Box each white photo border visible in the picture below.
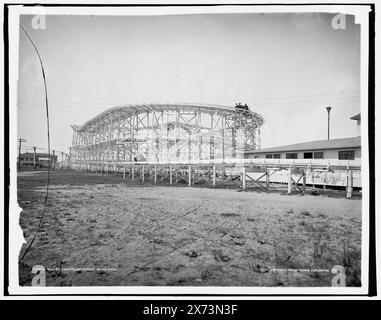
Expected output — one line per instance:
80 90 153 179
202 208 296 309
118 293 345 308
5 3 374 297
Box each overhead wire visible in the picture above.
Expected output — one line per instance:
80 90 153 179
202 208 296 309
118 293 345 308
17 93 360 110
18 24 51 263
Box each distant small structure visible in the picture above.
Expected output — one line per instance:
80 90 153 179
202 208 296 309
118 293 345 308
18 152 57 170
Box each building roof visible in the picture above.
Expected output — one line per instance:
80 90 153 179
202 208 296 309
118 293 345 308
350 113 361 120
246 137 361 154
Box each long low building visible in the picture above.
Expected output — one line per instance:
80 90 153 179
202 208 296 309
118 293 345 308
243 112 362 188
245 136 361 161
243 136 361 188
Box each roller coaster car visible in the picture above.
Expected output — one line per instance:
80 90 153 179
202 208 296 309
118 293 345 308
235 103 249 110
235 103 251 117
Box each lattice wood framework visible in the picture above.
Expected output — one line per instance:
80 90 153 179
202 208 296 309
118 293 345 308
71 104 264 166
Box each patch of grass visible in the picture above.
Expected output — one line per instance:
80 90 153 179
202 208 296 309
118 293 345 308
184 249 201 258
220 212 240 217
313 240 328 266
212 249 231 262
247 256 270 273
337 241 362 287
201 269 212 280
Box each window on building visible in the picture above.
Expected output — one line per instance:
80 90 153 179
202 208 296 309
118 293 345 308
313 152 324 159
265 154 272 159
338 150 355 160
303 152 313 159
273 153 281 159
286 153 298 159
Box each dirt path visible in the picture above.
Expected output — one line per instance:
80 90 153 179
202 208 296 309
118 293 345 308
17 171 362 287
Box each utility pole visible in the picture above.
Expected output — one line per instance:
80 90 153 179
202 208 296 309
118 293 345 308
18 138 27 170
326 107 332 140
66 153 69 170
33 146 36 171
60 151 64 170
69 147 73 169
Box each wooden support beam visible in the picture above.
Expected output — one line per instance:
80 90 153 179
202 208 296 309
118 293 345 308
265 167 269 190
245 174 267 190
142 165 145 182
242 166 246 189
123 165 126 179
160 170 170 182
291 175 304 192
346 170 353 198
131 165 135 181
175 170 188 184
287 167 292 194
212 165 216 187
154 165 157 183
323 173 327 189
188 165 192 186
303 170 306 193
245 171 267 189
170 165 173 184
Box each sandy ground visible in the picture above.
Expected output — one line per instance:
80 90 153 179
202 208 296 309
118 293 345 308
17 170 362 287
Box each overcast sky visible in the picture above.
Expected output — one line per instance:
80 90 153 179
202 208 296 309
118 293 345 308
17 12 361 154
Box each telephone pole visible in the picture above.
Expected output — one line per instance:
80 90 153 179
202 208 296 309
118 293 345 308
52 150 55 169
33 146 37 171
18 138 27 170
69 147 72 169
326 107 332 140
60 151 63 170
